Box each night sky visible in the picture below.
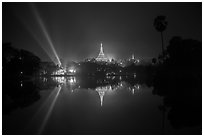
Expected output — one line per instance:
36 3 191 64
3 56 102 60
3 2 201 64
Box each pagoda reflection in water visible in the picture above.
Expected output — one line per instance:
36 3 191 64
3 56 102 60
45 76 141 106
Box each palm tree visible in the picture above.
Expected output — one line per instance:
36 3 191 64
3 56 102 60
154 16 168 55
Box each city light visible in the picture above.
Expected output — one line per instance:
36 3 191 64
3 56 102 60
53 77 66 84
128 84 140 95
134 73 136 78
69 77 76 84
135 84 140 90
54 69 66 75
69 68 76 73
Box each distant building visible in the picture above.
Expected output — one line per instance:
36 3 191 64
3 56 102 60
96 43 108 62
129 53 140 64
132 54 135 60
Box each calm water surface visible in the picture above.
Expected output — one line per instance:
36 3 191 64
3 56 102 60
3 76 201 135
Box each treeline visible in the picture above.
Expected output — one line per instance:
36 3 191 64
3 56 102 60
2 42 157 82
3 43 41 79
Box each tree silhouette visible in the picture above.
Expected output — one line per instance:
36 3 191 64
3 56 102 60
154 15 168 55
153 37 202 132
152 58 157 64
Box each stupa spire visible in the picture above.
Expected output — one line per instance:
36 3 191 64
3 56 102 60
96 42 107 62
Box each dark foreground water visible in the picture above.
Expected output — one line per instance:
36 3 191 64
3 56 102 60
3 76 201 135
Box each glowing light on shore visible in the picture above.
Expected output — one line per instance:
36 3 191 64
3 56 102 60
54 68 66 75
69 68 76 73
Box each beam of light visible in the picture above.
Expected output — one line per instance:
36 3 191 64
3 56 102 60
25 86 59 131
30 4 61 66
37 85 62 134
19 20 56 64
13 4 59 65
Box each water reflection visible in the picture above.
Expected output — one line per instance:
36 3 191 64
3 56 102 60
52 76 76 85
128 84 140 94
3 79 41 115
45 76 142 107
3 75 201 135
3 76 142 114
38 85 62 134
96 88 105 106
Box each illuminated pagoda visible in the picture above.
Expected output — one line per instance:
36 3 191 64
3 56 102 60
96 43 108 62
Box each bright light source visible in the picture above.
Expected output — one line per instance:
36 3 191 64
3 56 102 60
69 68 76 73
68 77 76 85
54 77 66 84
70 79 74 83
54 68 66 75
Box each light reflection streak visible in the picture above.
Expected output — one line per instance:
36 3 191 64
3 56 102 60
38 85 61 134
52 76 66 84
25 85 61 133
68 77 76 85
52 76 76 86
128 84 140 95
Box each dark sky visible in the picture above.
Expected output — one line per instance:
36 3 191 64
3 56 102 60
3 2 202 64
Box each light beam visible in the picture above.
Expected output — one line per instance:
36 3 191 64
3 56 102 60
13 7 57 64
38 85 62 134
30 4 61 66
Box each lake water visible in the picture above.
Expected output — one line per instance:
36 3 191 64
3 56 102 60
3 76 201 135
